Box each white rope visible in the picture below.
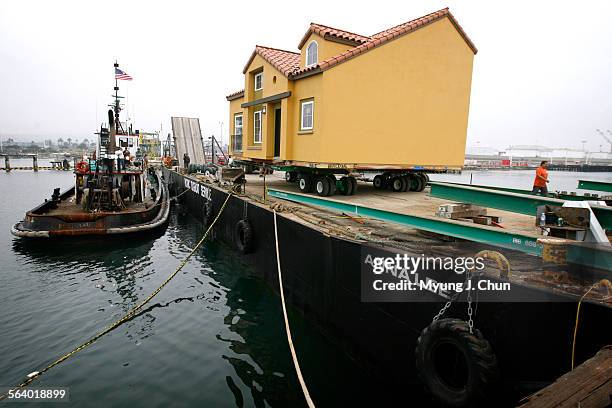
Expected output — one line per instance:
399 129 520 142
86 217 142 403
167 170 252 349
273 211 316 408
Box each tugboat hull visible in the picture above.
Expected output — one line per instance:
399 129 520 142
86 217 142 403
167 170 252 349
11 171 170 238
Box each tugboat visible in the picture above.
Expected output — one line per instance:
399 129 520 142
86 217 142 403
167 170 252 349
11 62 170 238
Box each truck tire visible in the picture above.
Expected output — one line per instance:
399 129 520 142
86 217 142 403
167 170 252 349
415 318 498 407
373 175 385 189
348 176 357 195
285 171 297 182
315 177 331 196
235 219 254 254
326 174 337 195
400 175 409 192
391 177 403 192
298 173 313 193
339 176 352 196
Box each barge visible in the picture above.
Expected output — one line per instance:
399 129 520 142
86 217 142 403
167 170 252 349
165 167 611 406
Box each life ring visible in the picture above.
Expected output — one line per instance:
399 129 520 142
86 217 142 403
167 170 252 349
75 161 89 174
415 318 498 407
235 219 254 254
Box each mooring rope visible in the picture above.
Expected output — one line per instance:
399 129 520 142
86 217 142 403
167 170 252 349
0 192 233 401
273 211 316 408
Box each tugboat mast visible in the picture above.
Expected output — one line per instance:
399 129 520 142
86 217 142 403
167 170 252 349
113 61 123 135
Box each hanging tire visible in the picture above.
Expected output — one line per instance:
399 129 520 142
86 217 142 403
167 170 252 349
339 176 353 196
391 177 403 192
373 175 385 189
298 173 313 193
315 177 331 196
326 174 337 195
415 318 498 407
235 219 254 254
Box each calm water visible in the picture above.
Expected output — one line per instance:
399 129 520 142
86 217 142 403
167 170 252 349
0 170 399 408
0 168 609 407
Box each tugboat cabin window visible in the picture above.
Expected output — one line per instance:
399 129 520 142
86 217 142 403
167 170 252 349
300 100 314 130
254 72 263 91
306 41 318 67
254 110 262 143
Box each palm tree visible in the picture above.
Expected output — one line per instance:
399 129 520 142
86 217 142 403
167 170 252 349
67 138 72 147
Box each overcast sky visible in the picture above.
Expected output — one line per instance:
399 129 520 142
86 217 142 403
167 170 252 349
1 0 611 152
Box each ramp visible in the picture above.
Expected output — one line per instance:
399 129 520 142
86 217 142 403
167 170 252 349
171 117 206 167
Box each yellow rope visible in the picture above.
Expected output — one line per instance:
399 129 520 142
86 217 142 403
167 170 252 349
0 192 233 401
571 279 609 370
273 211 316 408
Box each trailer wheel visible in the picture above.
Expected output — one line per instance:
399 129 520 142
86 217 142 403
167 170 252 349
235 219 254 254
298 173 313 193
348 176 357 195
285 171 297 182
315 177 331 196
422 173 430 184
416 318 498 407
326 174 337 195
400 176 409 192
373 175 385 189
415 176 425 192
339 176 352 196
391 177 403 192
416 174 427 192
408 174 419 191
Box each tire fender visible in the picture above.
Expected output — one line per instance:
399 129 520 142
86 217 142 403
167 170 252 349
415 318 498 407
235 219 254 254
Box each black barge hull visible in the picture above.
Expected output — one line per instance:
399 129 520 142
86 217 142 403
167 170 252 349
165 169 611 402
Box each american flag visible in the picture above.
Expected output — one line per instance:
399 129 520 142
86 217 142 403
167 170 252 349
115 68 133 81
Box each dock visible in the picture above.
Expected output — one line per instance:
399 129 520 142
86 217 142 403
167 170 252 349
518 346 612 408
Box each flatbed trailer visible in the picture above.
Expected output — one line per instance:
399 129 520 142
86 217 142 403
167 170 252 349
233 157 457 197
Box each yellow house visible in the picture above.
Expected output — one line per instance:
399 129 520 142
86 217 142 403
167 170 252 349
227 7 477 194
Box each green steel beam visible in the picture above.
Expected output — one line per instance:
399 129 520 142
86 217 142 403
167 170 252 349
267 188 543 256
578 179 612 193
429 182 612 230
441 182 596 201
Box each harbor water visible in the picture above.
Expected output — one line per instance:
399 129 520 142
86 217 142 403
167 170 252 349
0 167 610 407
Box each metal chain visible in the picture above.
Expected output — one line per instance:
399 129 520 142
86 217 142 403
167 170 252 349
466 267 474 334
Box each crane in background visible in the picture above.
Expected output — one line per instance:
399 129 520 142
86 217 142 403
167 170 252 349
595 129 612 153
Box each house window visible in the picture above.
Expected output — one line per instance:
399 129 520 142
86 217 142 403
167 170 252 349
254 110 262 143
300 100 314 130
233 114 243 151
306 41 318 67
254 72 263 91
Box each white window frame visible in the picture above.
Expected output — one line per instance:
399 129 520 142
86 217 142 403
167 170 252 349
300 100 314 131
234 114 243 136
253 110 262 143
254 72 263 91
306 41 318 67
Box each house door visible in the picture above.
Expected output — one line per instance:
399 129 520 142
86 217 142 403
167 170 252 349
274 108 281 157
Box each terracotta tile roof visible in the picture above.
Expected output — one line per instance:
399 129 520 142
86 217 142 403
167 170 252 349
293 8 477 77
226 89 244 101
242 45 301 77
297 23 371 49
237 8 476 83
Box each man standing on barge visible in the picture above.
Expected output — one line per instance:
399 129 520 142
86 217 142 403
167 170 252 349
532 160 549 195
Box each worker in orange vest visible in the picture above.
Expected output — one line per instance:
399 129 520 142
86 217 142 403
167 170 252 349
531 160 549 195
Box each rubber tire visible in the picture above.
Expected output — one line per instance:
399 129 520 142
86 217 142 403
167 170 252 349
203 200 213 226
416 176 425 192
415 318 498 407
315 177 331 197
285 171 297 182
298 173 313 193
391 177 403 192
235 219 254 254
400 176 409 192
408 174 419 191
340 176 353 196
417 174 427 192
373 175 385 189
348 176 357 195
326 174 337 195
